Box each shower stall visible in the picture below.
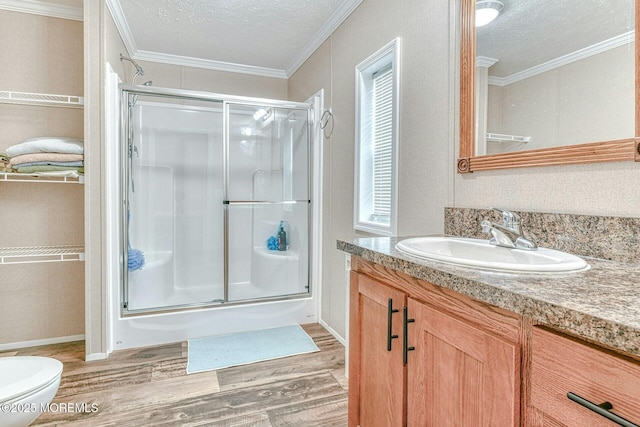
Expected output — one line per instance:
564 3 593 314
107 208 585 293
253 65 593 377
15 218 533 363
108 83 321 350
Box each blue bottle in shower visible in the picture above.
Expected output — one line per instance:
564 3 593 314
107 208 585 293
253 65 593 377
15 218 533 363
277 221 287 251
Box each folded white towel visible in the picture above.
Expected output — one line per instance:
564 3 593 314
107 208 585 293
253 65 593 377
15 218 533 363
10 152 84 166
6 137 84 157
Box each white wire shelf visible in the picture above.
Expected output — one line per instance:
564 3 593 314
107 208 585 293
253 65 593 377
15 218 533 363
0 90 84 108
0 173 84 184
486 133 531 143
0 245 85 265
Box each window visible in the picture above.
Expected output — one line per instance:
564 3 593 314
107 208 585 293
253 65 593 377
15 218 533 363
354 38 400 235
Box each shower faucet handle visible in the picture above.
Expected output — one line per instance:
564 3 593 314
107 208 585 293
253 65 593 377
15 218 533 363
128 144 139 158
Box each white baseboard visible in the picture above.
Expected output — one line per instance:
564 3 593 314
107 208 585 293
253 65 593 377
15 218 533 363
0 334 85 352
320 318 349 379
85 352 109 362
319 319 346 347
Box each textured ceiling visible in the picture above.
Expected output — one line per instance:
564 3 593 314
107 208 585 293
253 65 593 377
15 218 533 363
117 0 348 75
16 0 633 80
477 0 635 77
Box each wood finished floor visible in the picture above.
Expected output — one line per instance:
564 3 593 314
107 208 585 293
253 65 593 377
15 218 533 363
1 324 348 426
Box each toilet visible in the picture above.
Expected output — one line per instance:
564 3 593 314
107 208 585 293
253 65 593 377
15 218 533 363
0 357 63 427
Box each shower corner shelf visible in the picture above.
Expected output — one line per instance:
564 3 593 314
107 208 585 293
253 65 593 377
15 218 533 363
486 133 531 143
0 245 85 265
0 172 84 184
0 90 84 108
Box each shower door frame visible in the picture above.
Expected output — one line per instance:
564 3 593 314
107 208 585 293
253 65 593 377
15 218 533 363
119 84 314 316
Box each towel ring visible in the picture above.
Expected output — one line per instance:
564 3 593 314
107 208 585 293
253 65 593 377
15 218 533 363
320 109 334 139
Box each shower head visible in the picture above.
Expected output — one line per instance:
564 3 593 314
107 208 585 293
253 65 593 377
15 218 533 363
120 54 145 84
254 108 275 129
253 108 273 122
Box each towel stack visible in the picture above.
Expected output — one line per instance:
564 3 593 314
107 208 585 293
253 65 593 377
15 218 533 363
5 137 84 177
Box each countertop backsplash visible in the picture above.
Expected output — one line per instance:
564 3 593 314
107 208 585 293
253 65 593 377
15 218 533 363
445 207 640 264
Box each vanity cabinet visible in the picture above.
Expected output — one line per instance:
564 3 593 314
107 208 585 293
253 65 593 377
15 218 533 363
349 273 406 427
349 257 521 426
529 327 640 427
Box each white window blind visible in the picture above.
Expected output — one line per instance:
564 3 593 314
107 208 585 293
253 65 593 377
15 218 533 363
371 66 393 223
354 38 400 236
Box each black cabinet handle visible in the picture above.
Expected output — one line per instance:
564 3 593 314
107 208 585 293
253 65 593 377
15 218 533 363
568 392 639 427
387 298 399 351
403 307 415 365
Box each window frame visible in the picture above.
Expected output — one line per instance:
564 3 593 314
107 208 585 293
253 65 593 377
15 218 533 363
353 38 401 236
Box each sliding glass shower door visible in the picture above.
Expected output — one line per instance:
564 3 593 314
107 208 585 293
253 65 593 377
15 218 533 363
122 88 312 314
226 103 310 302
124 94 225 311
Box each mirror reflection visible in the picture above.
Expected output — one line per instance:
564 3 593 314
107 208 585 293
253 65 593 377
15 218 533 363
475 0 635 156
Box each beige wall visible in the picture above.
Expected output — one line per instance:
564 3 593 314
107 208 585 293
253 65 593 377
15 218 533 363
83 0 107 358
0 10 84 346
288 0 453 339
453 161 640 217
105 8 128 79
117 60 288 99
486 44 635 154
0 10 84 146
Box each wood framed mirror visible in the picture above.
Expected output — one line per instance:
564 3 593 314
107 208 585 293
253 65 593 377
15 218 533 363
458 0 640 173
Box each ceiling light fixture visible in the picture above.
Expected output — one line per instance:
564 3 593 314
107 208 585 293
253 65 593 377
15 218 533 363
475 0 504 27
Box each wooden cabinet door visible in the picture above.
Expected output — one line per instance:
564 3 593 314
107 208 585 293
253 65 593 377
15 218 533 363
349 272 407 427
529 327 640 427
406 298 520 427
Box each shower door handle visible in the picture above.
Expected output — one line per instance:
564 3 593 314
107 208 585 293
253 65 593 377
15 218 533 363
225 200 309 205
126 100 139 193
128 143 139 193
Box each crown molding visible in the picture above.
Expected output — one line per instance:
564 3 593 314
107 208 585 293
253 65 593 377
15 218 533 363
106 0 361 79
286 0 363 77
489 31 635 87
133 50 289 79
0 0 82 21
107 0 294 78
105 0 137 55
476 56 498 68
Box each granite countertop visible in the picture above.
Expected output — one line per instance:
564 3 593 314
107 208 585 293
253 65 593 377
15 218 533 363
338 236 640 358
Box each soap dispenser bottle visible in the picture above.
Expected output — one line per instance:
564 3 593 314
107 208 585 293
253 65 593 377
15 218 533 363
277 221 287 251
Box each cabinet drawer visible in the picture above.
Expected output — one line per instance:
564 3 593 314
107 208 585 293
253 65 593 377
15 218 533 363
530 327 640 427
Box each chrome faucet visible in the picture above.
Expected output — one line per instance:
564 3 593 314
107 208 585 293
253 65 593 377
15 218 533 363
480 208 538 251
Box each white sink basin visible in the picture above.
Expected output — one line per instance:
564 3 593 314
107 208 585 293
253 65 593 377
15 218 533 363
395 236 589 273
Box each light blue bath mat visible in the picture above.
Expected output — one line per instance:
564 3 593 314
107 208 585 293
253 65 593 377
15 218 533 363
186 324 319 374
